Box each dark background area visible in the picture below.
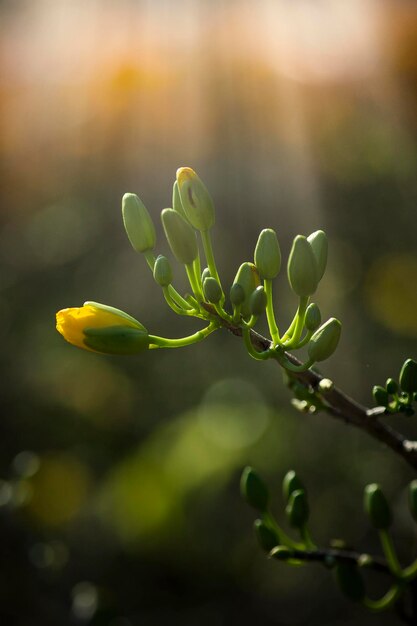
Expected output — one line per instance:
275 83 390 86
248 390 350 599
2 1 417 624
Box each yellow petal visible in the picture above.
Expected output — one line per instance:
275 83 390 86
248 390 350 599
56 304 140 351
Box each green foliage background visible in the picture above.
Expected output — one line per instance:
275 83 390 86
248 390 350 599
1 1 417 624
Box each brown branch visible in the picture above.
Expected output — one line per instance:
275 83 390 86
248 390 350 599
223 322 417 472
270 545 390 575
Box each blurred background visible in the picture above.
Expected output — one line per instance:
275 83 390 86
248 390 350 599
2 0 417 624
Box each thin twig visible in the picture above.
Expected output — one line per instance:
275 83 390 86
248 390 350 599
270 546 390 575
221 320 417 472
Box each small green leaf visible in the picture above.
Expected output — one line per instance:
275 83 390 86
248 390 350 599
254 519 279 552
240 466 269 512
364 483 392 530
286 489 309 528
400 359 417 393
372 385 389 407
282 470 304 503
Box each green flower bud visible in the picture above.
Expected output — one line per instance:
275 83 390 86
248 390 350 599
172 180 186 218
304 303 321 331
83 326 150 355
307 318 341 363
400 359 417 393
287 235 318 297
122 193 156 253
409 480 417 523
229 283 245 307
282 470 304 503
233 262 261 319
153 255 173 287
307 230 328 281
254 228 281 279
250 286 267 316
240 466 269 511
253 519 279 552
364 483 392 529
203 277 222 304
372 385 389 407
285 489 309 528
201 267 211 282
386 378 398 395
270 546 292 561
335 564 365 602
161 208 198 265
176 167 215 231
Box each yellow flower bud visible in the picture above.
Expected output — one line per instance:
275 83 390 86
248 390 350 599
56 303 149 355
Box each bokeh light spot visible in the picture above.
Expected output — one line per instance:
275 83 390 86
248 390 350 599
27 453 90 527
72 581 98 621
198 378 270 450
13 450 40 478
365 253 417 336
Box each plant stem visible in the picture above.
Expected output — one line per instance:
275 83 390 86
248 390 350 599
284 296 308 348
364 584 403 611
379 530 403 577
201 230 223 297
402 559 417 583
267 546 390 575
149 322 218 348
162 288 195 316
264 279 280 345
242 328 270 360
263 511 302 550
185 264 203 302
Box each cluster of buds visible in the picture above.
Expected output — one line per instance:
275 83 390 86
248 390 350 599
56 167 341 372
240 467 312 558
241 467 417 612
373 358 417 415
